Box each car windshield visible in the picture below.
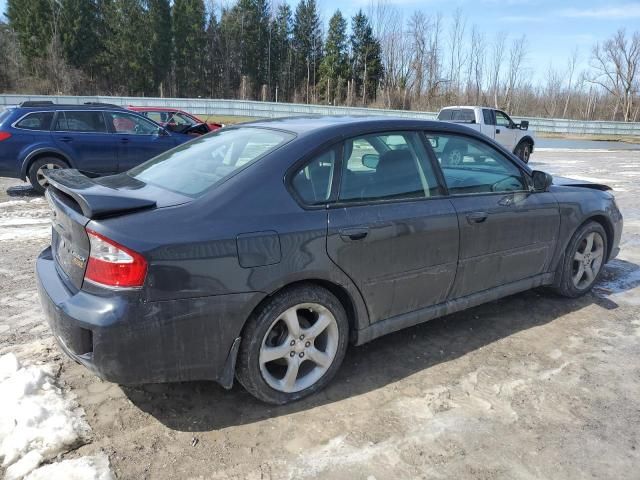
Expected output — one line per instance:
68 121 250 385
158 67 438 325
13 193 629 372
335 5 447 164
128 127 294 197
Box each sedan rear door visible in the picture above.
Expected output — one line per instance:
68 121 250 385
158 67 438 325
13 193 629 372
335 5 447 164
425 131 560 299
326 131 459 323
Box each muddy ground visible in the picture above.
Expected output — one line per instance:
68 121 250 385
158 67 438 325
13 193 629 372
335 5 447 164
1 148 639 479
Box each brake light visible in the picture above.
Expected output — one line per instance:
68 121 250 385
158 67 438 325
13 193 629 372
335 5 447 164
84 229 147 288
0 132 11 142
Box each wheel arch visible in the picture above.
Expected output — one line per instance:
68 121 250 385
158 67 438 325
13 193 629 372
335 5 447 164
20 148 73 180
584 214 615 262
514 135 535 153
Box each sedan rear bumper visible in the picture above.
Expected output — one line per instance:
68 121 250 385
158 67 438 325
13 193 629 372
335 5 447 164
36 246 262 386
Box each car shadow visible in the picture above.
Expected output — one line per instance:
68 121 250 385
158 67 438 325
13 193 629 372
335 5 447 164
6 184 40 197
122 261 637 432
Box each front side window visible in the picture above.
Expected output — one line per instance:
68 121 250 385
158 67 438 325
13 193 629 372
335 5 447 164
106 111 160 135
495 111 513 128
291 149 336 205
16 112 54 131
129 127 293 197
143 111 167 123
339 131 441 203
171 112 197 126
426 133 526 194
55 111 108 132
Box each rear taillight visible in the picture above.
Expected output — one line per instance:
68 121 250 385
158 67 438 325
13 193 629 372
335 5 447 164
0 132 11 142
84 229 147 288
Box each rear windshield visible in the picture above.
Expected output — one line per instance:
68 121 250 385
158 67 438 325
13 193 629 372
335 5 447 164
128 127 294 197
437 109 475 123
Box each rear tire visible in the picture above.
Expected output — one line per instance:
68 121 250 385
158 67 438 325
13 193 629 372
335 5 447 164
28 157 69 194
515 141 532 163
553 221 607 298
236 284 349 405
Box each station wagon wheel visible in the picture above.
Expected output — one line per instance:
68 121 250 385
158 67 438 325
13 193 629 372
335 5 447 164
236 284 349 404
28 157 69 194
572 232 605 289
554 221 608 298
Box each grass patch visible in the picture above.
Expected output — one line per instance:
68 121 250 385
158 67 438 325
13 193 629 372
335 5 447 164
203 114 262 125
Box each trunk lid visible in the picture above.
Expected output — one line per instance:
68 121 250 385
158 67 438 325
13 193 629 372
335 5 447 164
45 169 190 290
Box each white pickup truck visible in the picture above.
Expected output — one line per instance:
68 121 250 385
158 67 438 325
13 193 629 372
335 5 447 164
437 106 535 163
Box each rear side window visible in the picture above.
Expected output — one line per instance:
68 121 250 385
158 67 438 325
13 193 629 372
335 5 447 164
105 111 159 135
339 131 441 202
291 149 336 205
129 127 293 197
15 112 55 131
55 111 107 132
482 109 495 125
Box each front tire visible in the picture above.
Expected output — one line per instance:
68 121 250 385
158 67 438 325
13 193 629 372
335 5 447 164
236 284 349 404
515 142 532 163
28 157 69 194
553 221 607 298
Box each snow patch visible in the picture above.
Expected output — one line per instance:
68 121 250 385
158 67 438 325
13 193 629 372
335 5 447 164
0 353 91 479
24 454 114 480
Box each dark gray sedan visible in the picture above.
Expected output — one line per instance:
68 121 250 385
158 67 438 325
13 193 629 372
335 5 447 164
36 117 623 404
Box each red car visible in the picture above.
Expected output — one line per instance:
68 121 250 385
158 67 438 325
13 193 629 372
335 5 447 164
128 106 222 135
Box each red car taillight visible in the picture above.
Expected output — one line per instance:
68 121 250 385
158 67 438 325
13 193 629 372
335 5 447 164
0 132 11 142
84 229 147 288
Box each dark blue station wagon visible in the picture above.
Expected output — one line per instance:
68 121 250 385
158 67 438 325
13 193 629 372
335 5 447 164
0 102 193 192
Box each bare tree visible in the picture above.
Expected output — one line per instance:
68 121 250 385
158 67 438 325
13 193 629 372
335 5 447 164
447 8 466 99
503 35 527 112
489 31 507 108
562 48 579 118
466 25 485 104
589 29 640 122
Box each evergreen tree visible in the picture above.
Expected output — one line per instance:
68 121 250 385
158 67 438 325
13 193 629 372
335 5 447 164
293 0 323 103
350 10 383 105
319 10 348 104
101 0 153 94
271 3 292 101
6 0 54 70
173 0 206 97
204 11 222 97
147 0 172 96
59 0 100 71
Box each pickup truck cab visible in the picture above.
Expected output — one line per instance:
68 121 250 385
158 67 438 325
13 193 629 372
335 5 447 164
437 106 535 163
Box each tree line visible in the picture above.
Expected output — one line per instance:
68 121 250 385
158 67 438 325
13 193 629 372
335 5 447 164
0 0 638 122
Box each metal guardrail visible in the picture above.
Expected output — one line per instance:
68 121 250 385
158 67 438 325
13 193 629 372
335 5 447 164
1 94 639 137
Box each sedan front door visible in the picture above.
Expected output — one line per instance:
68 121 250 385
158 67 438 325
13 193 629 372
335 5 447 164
326 131 460 323
426 132 560 299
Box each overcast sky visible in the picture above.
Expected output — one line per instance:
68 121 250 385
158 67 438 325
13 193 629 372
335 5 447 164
1 0 639 83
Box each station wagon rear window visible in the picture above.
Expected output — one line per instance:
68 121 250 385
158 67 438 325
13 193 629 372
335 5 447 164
129 127 293 197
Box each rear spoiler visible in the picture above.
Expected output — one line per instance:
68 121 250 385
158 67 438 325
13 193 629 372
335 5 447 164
46 169 156 219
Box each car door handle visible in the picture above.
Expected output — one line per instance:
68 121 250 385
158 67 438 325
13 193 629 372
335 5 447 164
59 136 73 142
120 137 130 143
339 227 369 241
466 212 489 224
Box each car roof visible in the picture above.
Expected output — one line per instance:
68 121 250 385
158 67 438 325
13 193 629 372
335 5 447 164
241 115 474 138
14 102 125 111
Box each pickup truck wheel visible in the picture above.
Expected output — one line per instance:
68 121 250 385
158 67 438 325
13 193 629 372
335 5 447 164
443 148 464 166
28 157 69 194
515 142 532 163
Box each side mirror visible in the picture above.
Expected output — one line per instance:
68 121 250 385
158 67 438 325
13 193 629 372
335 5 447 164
428 137 439 149
520 120 529 130
362 153 379 169
156 127 168 136
532 170 553 192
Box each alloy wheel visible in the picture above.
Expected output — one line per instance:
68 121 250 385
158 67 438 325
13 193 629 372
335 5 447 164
572 231 605 289
259 303 339 393
36 163 63 188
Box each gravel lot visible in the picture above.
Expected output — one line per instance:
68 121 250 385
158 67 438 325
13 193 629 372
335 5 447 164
1 147 639 479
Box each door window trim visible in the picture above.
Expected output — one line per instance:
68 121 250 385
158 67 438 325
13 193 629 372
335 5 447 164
423 130 532 198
